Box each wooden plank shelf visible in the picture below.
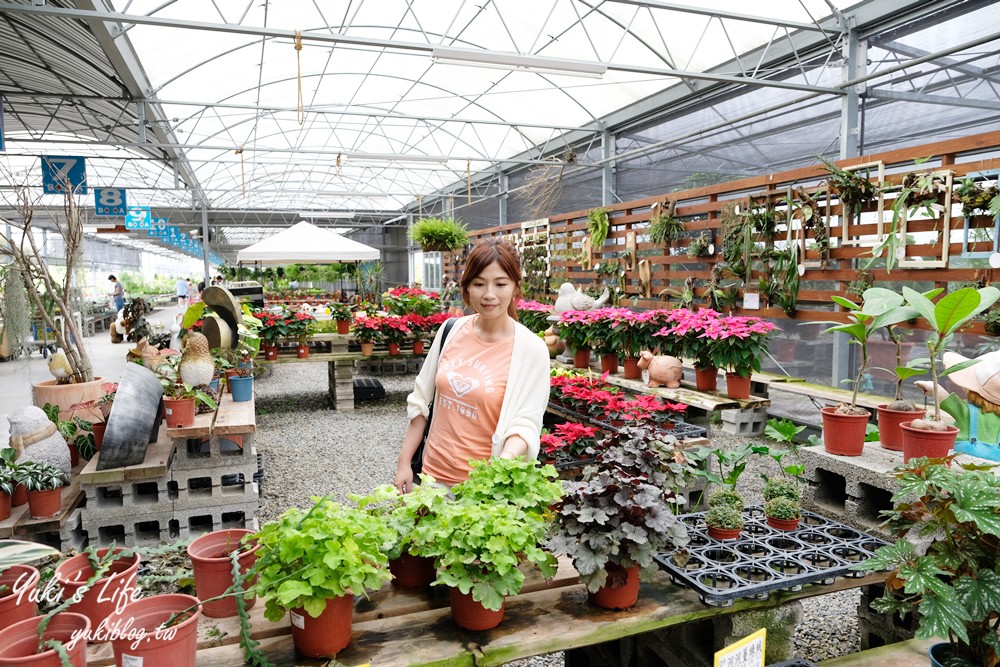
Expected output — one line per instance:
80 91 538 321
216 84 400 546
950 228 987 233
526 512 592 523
79 432 176 484
1 461 86 538
819 638 936 666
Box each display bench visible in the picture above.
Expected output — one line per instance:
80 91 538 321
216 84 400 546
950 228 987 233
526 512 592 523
819 638 935 667
79 557 885 667
0 461 86 551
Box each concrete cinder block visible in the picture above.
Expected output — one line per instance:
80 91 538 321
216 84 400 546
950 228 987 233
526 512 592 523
720 407 767 436
83 478 171 509
170 481 259 511
173 500 259 537
170 458 258 491
171 435 255 470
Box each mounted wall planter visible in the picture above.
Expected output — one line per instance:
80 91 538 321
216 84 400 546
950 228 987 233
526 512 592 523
900 421 958 463
876 405 926 451
820 407 870 456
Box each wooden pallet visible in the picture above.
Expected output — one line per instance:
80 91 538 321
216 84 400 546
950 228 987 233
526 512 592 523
0 462 86 539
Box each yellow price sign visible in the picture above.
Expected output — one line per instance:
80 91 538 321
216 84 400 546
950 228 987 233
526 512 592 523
714 628 766 667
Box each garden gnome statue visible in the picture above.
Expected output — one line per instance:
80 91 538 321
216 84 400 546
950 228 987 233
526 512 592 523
637 351 683 388
8 406 72 477
916 350 1000 461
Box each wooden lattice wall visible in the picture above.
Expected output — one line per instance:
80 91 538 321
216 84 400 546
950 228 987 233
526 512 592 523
444 129 1000 335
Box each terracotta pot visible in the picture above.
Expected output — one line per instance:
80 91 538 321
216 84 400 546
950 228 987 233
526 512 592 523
264 345 278 361
623 357 641 380
725 373 751 399
0 491 9 522
766 516 801 531
11 483 27 508
588 563 639 610
694 367 718 391
0 565 39 628
413 340 425 355
31 376 105 422
820 406 870 457
26 488 61 519
360 342 374 356
55 547 141 631
707 525 742 540
290 595 353 658
296 344 309 359
0 612 89 667
389 553 436 588
900 421 958 463
600 354 619 375
104 594 201 667
876 405 926 451
449 587 504 631
573 348 591 370
163 397 196 428
224 369 238 393
388 342 400 356
187 529 260 618
335 320 350 335
91 421 105 452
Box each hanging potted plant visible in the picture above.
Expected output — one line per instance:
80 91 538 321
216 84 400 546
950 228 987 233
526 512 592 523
587 207 611 249
704 315 777 399
329 302 353 335
251 496 394 657
899 286 1000 461
549 425 693 610
856 457 1000 667
408 217 469 253
762 478 802 531
557 310 596 369
187 529 260 618
352 317 383 356
20 462 66 519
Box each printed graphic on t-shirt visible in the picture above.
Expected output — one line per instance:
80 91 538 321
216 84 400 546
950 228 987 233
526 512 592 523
437 355 500 423
447 371 479 398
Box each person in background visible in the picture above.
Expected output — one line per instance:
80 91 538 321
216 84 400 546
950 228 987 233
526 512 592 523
176 276 189 310
394 238 550 493
197 278 206 293
108 274 125 312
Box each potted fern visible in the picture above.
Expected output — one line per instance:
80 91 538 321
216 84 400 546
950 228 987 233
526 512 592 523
587 207 611 248
409 217 469 253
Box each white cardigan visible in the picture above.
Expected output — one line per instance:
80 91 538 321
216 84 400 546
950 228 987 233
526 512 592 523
406 315 550 460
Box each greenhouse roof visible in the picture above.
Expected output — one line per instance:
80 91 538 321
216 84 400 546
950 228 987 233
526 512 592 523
1 0 998 260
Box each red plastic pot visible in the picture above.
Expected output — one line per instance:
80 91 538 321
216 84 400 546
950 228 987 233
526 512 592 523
449 587 504 631
163 397 196 428
0 491 9 522
413 340 425 355
820 407 870 456
91 421 106 452
600 354 619 375
264 345 278 361
389 553 436 588
707 526 741 540
900 421 958 463
876 405 926 451
694 367 718 391
766 516 801 531
573 348 591 370
588 563 639 610
104 594 201 667
387 342 400 356
187 529 260 618
225 369 238 393
336 320 350 335
623 357 641 380
26 488 61 519
0 565 40 628
55 547 141 632
11 483 27 508
296 344 309 359
67 442 79 468
290 595 353 657
0 612 89 667
725 373 751 399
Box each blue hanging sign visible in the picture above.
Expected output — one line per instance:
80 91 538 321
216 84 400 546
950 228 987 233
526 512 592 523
125 206 151 230
94 188 127 216
42 156 88 194
147 217 169 237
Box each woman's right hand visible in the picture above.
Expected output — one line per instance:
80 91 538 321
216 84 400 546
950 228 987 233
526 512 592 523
394 464 415 494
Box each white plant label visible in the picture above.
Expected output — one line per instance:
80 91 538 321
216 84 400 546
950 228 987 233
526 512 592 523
742 292 760 310
291 611 305 629
122 655 143 667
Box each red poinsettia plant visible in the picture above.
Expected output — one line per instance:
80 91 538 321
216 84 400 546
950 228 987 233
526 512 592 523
541 422 603 461
353 317 384 344
256 310 290 346
375 315 412 345
382 286 440 317
284 310 316 343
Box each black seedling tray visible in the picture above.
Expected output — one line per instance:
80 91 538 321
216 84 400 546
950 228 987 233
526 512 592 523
654 507 889 606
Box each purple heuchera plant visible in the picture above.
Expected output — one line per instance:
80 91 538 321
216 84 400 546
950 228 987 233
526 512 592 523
548 424 695 592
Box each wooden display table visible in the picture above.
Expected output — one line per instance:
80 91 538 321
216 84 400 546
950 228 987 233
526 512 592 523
0 461 85 545
820 638 936 666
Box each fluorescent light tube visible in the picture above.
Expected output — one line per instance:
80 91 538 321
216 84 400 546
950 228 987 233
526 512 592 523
432 47 607 78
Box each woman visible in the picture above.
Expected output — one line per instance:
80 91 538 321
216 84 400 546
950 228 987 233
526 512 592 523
395 238 550 492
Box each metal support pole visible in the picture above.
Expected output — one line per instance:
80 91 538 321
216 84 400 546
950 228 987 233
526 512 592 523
498 170 508 227
601 128 615 207
201 207 210 283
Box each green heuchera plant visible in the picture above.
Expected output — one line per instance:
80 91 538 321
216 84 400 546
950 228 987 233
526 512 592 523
764 497 801 521
353 480 450 561
416 501 556 612
705 505 744 530
548 425 693 592
452 457 562 518
251 496 394 621
855 457 1000 667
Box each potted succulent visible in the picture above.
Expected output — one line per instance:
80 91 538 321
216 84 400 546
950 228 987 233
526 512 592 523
352 316 383 356
762 478 802 530
408 217 469 253
899 286 1000 461
549 425 693 610
20 462 66 519
557 310 597 369
705 505 745 541
857 457 1000 667
329 302 353 335
250 496 394 657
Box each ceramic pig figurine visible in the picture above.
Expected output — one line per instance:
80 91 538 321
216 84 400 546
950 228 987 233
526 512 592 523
638 351 683 388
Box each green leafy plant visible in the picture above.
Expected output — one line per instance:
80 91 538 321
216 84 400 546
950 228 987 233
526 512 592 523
452 457 563 519
408 217 469 253
251 496 394 621
820 156 880 225
762 478 800 502
764 496 801 521
855 457 1000 667
354 482 450 561
328 302 352 322
548 425 694 592
688 442 770 495
160 379 218 410
647 202 685 245
862 287 928 410
902 286 1000 425
20 461 65 492
956 176 1000 218
587 207 611 248
41 403 96 461
705 504 744 530
687 232 712 258
765 418 805 444
707 488 744 510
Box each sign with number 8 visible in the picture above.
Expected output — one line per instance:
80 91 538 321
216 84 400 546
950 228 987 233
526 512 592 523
95 188 127 217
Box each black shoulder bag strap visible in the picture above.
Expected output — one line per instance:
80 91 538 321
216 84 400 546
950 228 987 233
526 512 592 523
411 317 457 477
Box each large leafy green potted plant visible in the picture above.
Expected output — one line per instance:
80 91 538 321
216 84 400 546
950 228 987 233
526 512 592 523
328 302 353 335
900 286 999 461
409 217 469 253
856 457 1000 667
549 425 693 609
251 496 394 657
557 310 597 369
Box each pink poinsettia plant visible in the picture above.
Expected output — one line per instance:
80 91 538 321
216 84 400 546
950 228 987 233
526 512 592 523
557 310 600 351
702 315 778 378
516 298 553 333
655 308 723 369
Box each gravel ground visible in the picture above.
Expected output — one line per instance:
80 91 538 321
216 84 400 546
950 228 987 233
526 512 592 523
252 363 860 666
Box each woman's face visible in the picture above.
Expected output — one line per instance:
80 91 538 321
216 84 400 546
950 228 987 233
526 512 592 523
467 262 515 321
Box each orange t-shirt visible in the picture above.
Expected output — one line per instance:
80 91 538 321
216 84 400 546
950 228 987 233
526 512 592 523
421 322 514 486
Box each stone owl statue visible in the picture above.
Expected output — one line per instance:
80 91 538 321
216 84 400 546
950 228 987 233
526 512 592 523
8 406 72 477
554 283 610 314
179 332 215 388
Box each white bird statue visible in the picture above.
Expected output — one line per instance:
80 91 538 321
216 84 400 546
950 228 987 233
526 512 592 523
553 283 610 314
47 348 74 384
